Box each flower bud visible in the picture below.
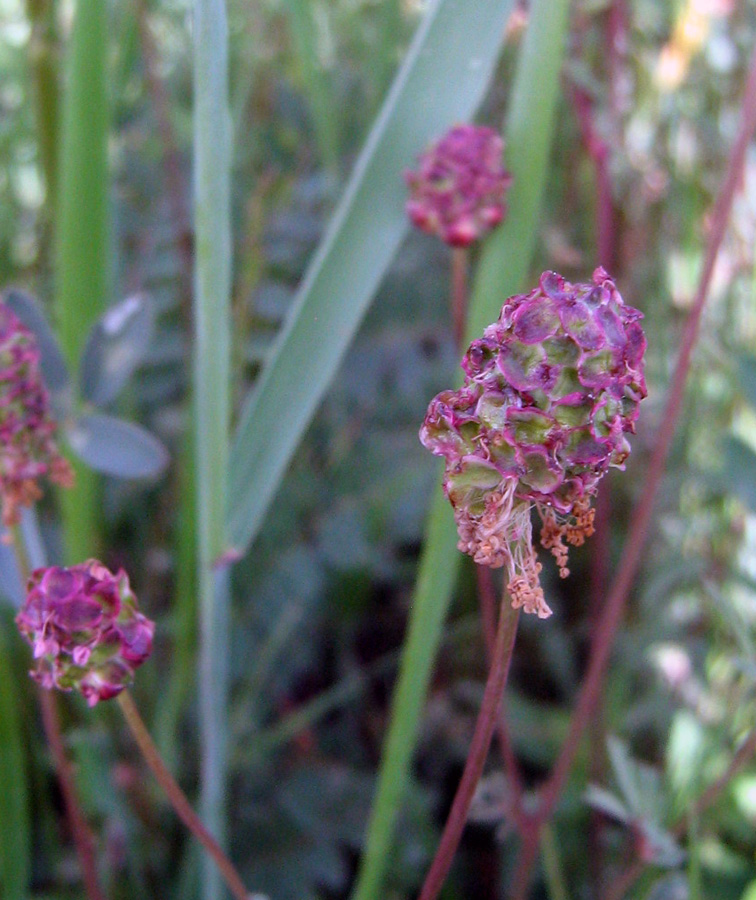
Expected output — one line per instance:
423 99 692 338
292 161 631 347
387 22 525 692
405 125 512 247
16 560 154 706
0 302 72 528
420 269 647 616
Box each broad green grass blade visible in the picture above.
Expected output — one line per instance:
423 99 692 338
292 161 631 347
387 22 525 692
0 617 30 900
55 0 110 563
350 1 571 897
193 1 232 898
282 0 340 173
227 0 519 556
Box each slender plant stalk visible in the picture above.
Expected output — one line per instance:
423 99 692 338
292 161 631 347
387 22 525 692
508 41 756 899
417 593 520 900
476 565 525 824
193 1 232 897
55 0 110 564
450 246 468 349
117 691 249 900
39 690 107 900
540 824 569 900
11 525 106 900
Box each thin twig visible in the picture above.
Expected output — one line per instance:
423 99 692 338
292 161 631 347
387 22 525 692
476 565 526 823
418 593 520 900
39 690 107 900
509 40 756 900
451 246 469 349
116 690 250 900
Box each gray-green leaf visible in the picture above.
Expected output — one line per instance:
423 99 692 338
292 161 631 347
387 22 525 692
79 294 155 407
66 413 169 478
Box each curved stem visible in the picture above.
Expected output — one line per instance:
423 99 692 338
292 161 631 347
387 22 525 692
418 592 520 900
116 690 250 900
508 40 756 898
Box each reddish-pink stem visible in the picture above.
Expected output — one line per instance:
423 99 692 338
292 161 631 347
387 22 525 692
476 565 526 822
451 247 469 349
116 690 250 900
39 690 107 900
509 41 756 900
418 594 520 900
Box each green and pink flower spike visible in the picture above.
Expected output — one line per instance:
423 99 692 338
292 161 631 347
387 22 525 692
0 303 72 529
420 268 647 617
405 124 512 248
15 560 253 900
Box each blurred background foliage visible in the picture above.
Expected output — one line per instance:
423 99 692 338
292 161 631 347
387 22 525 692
3 0 756 898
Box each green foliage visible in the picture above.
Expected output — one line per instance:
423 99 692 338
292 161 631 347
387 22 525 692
3 0 756 899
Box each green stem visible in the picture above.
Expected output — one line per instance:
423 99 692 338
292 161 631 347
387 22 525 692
193 1 232 896
56 0 110 563
117 691 249 900
541 823 570 900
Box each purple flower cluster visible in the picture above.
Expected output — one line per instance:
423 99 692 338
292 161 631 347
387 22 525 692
16 560 154 706
421 269 647 617
0 302 72 528
405 124 512 247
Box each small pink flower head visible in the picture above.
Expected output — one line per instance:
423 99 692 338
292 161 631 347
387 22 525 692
420 269 647 617
15 560 154 706
0 302 73 528
405 124 512 247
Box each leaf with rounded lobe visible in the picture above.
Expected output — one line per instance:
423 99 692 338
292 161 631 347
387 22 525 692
79 294 155 407
2 289 72 416
66 413 169 479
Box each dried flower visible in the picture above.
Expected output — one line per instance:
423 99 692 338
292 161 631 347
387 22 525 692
0 303 72 528
420 268 647 617
405 124 512 247
16 560 154 705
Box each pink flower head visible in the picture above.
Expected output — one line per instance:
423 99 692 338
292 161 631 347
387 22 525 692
0 302 73 528
15 560 154 706
405 124 512 247
420 269 647 617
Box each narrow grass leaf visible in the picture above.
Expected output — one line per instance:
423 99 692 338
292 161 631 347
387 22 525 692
193 1 232 898
351 1 571 896
227 0 519 556
55 0 110 562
